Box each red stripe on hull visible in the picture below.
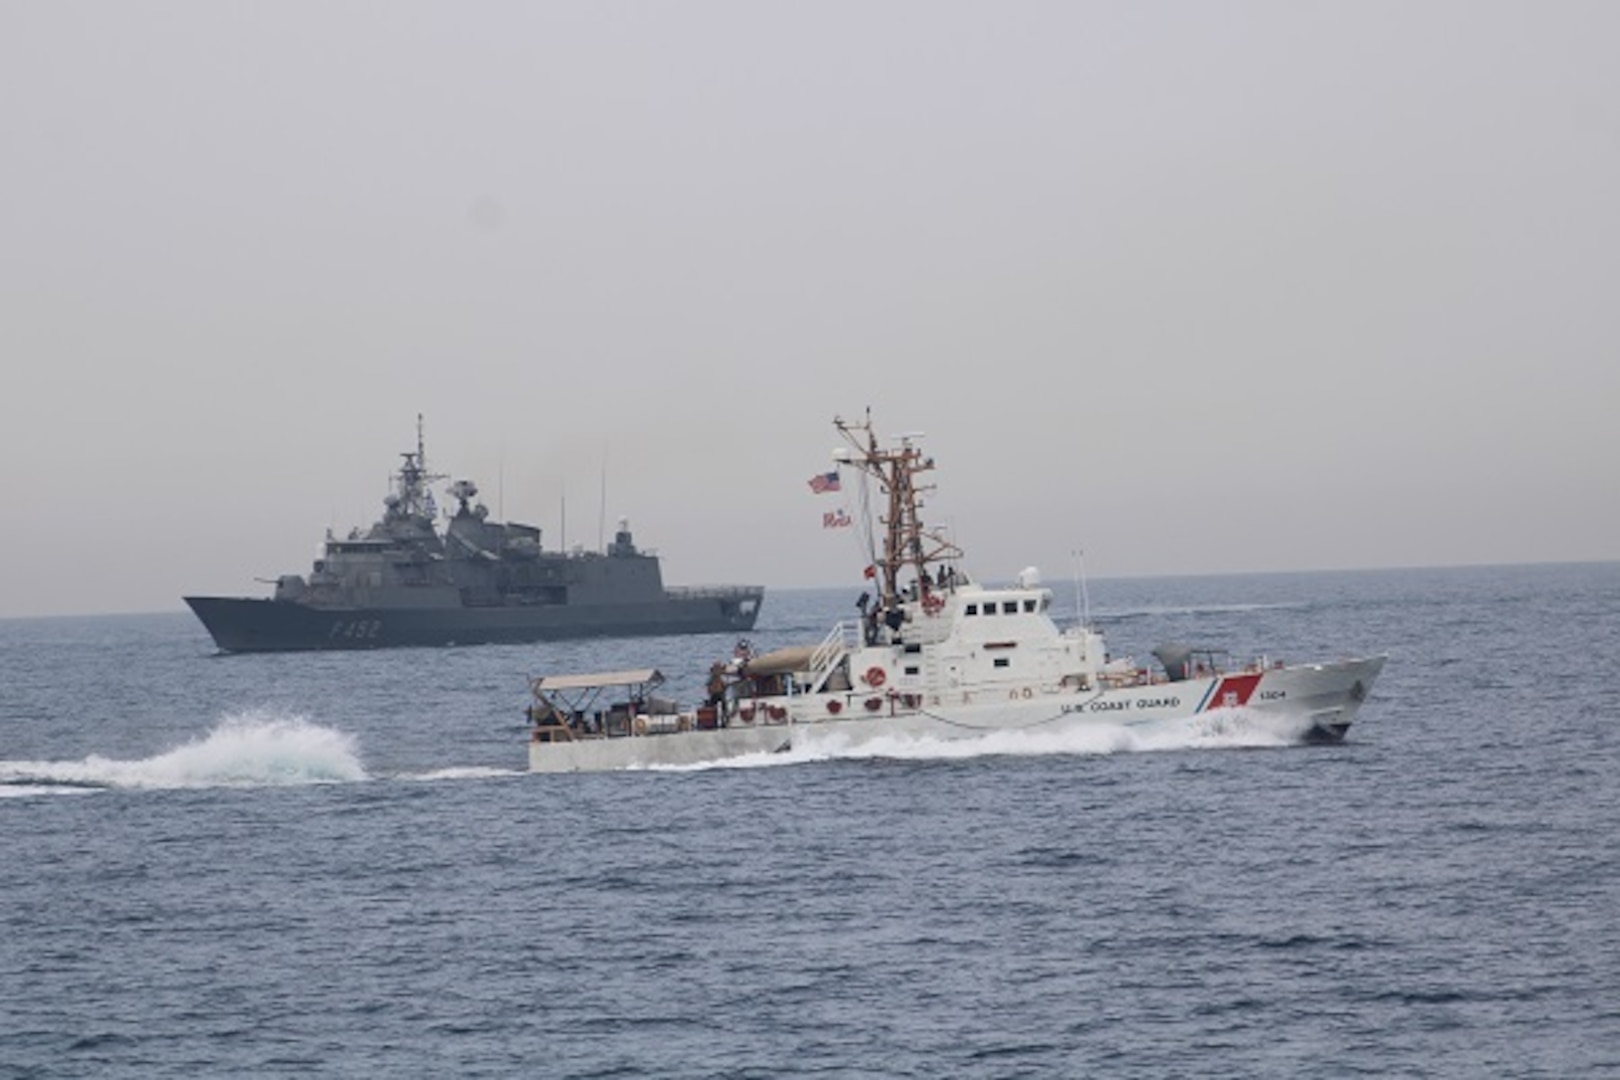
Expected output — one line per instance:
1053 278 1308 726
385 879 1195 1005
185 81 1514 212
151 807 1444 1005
1204 672 1263 711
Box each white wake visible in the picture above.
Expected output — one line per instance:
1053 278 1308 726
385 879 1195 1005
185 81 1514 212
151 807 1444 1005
0 710 367 793
649 707 1317 771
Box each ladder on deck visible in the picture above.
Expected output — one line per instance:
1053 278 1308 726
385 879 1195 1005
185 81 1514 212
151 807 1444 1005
807 621 853 693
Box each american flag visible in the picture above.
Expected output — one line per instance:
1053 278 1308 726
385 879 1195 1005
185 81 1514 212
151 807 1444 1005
808 470 841 494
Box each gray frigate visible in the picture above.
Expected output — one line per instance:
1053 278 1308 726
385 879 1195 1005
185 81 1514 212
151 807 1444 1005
184 419 763 652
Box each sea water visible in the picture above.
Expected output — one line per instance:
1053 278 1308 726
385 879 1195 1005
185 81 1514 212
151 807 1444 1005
3 563 1618 1077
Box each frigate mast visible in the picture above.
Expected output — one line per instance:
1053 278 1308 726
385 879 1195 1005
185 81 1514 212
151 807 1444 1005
394 413 448 520
834 411 962 611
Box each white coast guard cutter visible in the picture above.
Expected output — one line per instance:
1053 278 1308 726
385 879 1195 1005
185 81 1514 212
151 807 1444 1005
526 413 1384 772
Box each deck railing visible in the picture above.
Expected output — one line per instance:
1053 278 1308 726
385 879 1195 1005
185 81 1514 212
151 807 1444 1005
664 585 765 601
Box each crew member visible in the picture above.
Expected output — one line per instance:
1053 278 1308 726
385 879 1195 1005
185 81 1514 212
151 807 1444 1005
706 662 726 707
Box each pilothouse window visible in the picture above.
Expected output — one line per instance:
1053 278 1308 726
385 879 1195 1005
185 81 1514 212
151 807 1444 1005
1002 602 1018 614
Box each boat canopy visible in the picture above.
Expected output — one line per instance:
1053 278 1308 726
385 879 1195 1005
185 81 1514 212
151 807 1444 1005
533 668 665 692
1151 644 1232 682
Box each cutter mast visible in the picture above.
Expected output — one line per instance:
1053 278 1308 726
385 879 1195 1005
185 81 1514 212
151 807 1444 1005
834 410 962 610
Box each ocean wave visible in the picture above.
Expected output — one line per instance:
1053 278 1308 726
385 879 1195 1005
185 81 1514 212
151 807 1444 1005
1093 601 1306 621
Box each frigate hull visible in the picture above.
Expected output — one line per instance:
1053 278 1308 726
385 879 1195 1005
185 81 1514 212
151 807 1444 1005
185 593 761 653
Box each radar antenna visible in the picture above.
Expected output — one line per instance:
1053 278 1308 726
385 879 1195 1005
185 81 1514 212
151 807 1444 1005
392 413 448 520
833 408 962 612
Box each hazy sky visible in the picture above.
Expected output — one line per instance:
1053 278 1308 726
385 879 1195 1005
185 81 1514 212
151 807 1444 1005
3 1 1616 618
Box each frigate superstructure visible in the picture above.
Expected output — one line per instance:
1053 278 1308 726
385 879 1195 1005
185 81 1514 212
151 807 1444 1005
185 418 762 652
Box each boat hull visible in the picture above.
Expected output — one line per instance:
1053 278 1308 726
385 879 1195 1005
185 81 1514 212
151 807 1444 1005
185 593 762 653
527 656 1384 772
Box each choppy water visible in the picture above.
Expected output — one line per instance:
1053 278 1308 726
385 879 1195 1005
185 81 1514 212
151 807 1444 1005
3 564 1618 1077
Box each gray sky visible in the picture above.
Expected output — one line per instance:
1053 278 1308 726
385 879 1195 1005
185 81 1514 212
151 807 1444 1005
3 1 1616 618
